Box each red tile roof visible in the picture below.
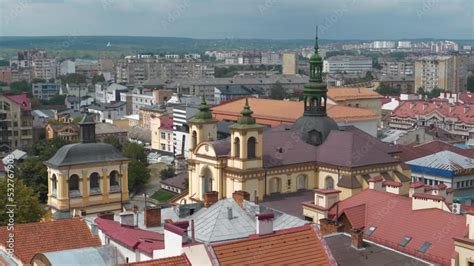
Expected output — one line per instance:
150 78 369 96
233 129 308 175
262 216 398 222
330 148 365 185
95 217 164 255
392 100 474 124
0 218 101 264
398 140 474 162
412 193 445 201
5 92 31 111
409 181 425 188
159 115 173 131
121 255 190 266
211 224 335 265
383 181 402 187
314 188 342 195
327 87 383 101
328 189 467 265
458 92 474 105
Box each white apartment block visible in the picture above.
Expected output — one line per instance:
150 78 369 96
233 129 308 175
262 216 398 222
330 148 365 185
323 56 372 74
59 60 76 75
33 58 57 80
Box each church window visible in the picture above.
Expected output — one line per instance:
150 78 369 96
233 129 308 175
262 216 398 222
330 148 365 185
110 170 120 192
325 176 334 189
191 130 197 148
234 137 240 158
247 137 256 159
69 174 80 197
51 174 57 196
90 172 101 194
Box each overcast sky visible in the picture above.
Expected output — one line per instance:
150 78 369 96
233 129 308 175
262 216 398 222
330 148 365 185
0 0 473 39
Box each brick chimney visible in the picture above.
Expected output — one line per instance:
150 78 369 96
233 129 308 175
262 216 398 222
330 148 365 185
233 190 250 208
351 228 364 249
256 212 274 236
144 206 161 228
204 191 218 207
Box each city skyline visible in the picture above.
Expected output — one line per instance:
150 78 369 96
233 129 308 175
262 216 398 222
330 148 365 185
0 0 473 39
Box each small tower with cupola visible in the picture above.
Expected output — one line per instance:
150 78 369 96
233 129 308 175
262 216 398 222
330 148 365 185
227 98 265 170
188 96 217 152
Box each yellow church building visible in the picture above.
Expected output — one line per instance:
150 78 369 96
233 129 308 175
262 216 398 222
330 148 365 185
176 33 411 204
45 114 130 219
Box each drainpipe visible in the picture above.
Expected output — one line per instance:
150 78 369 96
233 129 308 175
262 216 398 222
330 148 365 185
264 168 268 197
67 166 71 217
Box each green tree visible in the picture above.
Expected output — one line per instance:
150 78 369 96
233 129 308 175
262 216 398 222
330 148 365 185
269 81 287 100
0 178 44 225
417 87 425 95
0 59 9 67
92 74 106 84
122 142 148 165
9 81 30 94
160 166 176 180
467 75 474 92
375 83 400 96
32 78 47 83
103 136 122 151
128 160 150 192
42 94 66 105
58 73 87 84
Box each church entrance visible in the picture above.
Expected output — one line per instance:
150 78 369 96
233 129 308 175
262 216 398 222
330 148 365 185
269 177 282 194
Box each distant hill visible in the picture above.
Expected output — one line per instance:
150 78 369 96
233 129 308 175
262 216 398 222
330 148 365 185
0 36 319 59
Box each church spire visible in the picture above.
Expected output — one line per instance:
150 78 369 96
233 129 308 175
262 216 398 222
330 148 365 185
303 26 327 117
189 95 215 123
237 98 256 125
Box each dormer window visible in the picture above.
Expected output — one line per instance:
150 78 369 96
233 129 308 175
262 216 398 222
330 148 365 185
399 236 412 247
366 226 376 236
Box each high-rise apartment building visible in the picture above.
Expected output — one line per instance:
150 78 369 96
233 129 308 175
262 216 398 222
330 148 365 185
282 52 298 75
415 55 468 92
0 93 33 152
323 56 372 74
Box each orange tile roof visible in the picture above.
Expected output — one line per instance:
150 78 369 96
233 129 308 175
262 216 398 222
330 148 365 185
211 224 335 265
0 218 101 264
121 255 190 266
327 87 383 101
212 98 378 123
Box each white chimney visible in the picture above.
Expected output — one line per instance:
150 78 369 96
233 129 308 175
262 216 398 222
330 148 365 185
256 213 274 235
368 176 383 191
162 221 189 257
409 182 425 197
383 181 402 195
119 212 136 227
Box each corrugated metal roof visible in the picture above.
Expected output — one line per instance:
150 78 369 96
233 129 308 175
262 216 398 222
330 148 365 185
407 150 473 172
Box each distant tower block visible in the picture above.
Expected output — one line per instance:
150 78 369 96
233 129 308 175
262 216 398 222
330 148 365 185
282 52 298 75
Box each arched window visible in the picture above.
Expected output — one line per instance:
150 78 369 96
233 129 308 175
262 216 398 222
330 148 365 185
247 137 256 159
201 167 213 196
325 176 335 189
297 174 308 190
51 174 58 196
109 170 120 192
269 177 282 194
191 130 197 149
234 137 240 158
90 172 101 194
69 174 80 197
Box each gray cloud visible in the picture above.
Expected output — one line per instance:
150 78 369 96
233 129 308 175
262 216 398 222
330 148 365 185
0 0 472 39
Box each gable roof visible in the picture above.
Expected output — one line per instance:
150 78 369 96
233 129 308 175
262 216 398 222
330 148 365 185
327 189 468 265
211 224 335 265
95 217 165 255
406 150 473 177
4 92 31 111
159 115 173 131
0 218 101 264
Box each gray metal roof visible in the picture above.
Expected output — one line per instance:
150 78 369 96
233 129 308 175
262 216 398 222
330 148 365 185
407 150 474 171
44 143 129 167
189 198 307 243
37 245 124 266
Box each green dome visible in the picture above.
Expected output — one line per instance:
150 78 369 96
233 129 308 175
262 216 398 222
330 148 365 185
189 96 216 123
